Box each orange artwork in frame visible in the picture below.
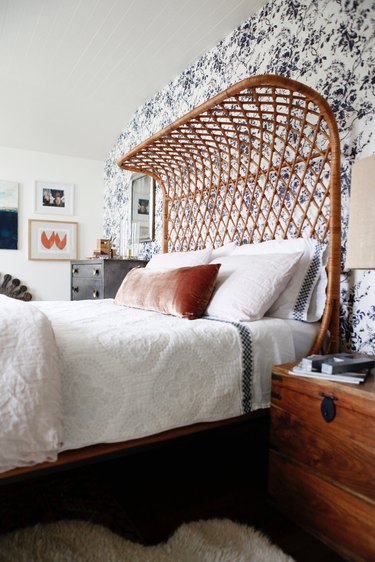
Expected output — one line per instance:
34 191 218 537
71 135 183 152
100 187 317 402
29 219 78 261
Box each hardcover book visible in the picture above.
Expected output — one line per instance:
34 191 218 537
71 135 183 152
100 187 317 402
290 353 375 384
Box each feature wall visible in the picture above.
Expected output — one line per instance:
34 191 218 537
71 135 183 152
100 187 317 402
103 0 375 353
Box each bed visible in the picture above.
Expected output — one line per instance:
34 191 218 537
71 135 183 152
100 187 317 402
0 74 341 481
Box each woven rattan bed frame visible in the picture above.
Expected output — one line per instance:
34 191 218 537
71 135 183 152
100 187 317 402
1 75 341 482
118 75 341 354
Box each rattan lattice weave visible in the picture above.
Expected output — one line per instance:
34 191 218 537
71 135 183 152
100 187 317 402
117 75 341 353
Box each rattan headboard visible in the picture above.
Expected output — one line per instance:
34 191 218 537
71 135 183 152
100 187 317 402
117 75 341 353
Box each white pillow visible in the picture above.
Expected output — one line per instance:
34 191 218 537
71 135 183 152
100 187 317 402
211 242 237 259
205 253 303 322
146 247 212 269
305 246 328 322
233 238 327 321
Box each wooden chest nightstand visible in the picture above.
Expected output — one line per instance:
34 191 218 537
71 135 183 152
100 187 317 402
70 258 147 301
268 361 375 562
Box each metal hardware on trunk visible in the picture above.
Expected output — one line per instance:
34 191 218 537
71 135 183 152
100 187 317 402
320 393 337 423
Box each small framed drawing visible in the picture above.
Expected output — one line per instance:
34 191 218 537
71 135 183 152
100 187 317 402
129 173 155 242
29 219 78 261
35 181 74 215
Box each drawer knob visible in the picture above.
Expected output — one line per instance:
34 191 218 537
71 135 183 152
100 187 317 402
72 286 79 293
320 395 336 423
92 290 100 299
93 268 100 276
72 267 79 274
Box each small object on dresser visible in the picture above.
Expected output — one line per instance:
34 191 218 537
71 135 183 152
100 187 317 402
94 239 112 256
290 353 375 384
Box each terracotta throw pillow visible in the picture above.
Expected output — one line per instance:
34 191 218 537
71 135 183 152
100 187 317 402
114 263 221 319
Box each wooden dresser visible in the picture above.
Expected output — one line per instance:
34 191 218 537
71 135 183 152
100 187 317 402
70 258 147 301
268 361 375 562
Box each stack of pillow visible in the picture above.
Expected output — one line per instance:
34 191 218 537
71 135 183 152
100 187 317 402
115 238 327 323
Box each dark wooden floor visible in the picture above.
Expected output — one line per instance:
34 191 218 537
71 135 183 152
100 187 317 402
0 422 346 561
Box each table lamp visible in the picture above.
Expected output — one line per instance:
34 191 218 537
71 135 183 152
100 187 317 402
345 154 375 270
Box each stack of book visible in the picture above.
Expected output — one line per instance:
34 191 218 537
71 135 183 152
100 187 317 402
289 353 375 384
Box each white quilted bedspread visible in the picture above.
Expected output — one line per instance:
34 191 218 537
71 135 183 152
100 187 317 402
33 299 295 453
0 296 63 473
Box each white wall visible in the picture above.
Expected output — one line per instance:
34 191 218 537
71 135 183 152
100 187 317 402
0 146 104 300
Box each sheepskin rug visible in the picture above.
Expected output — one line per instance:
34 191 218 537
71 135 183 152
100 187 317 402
0 518 295 562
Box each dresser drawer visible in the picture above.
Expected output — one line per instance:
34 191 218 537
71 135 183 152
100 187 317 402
71 263 103 279
269 451 375 562
70 259 148 301
71 278 102 300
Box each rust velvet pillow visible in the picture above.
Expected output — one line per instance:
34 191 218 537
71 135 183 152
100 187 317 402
114 263 221 319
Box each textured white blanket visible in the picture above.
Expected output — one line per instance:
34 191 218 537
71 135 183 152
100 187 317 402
0 296 63 473
0 296 296 471
33 299 295 453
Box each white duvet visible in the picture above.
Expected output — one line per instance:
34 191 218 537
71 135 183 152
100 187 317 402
0 296 296 471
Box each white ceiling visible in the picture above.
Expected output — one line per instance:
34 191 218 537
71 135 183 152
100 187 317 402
0 0 267 161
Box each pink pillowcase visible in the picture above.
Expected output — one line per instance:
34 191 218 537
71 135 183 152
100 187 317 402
115 263 221 319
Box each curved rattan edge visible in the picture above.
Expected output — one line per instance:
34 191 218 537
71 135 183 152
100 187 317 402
116 74 341 354
311 106 341 354
118 75 335 170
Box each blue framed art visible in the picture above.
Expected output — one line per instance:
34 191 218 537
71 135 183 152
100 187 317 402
0 180 18 250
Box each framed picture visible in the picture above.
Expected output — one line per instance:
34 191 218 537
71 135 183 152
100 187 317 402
29 219 78 261
35 181 74 215
130 173 155 242
0 180 18 249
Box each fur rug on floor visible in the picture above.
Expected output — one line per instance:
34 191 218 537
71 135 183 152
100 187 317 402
0 518 294 562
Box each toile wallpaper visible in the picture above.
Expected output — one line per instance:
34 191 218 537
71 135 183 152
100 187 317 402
103 0 375 353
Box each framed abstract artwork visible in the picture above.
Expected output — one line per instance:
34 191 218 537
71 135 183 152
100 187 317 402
35 181 74 215
29 219 78 261
0 180 18 250
129 173 155 242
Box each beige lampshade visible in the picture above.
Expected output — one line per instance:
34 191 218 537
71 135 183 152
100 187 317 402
346 155 375 269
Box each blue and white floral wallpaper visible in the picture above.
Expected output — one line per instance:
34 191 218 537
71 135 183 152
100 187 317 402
104 0 375 353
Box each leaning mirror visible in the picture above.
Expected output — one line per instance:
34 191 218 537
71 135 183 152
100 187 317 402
129 173 155 242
